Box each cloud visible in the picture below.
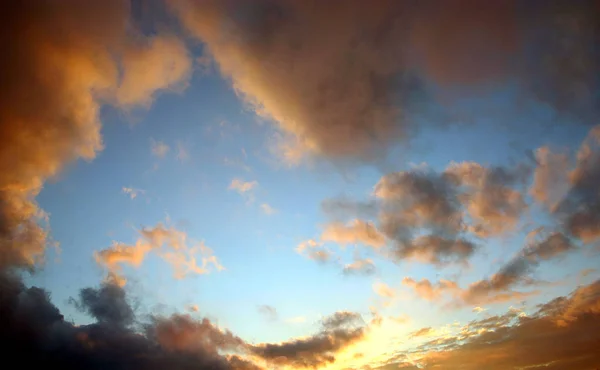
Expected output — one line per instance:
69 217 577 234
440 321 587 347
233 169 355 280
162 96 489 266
295 239 332 263
373 282 395 299
321 197 378 220
0 0 191 271
472 307 487 314
115 35 191 108
151 139 170 159
343 258 376 276
187 304 200 313
249 311 368 368
95 222 224 286
257 305 278 322
403 231 576 307
149 314 246 354
396 235 476 266
260 203 277 215
321 219 386 248
70 282 134 327
445 161 529 238
529 147 570 210
555 126 600 243
0 273 252 370
402 278 459 302
383 280 600 370
321 311 364 330
172 1 599 165
176 142 190 162
122 187 145 199
228 179 258 200
409 327 433 338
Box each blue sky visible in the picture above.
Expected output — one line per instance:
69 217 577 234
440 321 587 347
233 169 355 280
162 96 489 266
4 2 600 370
26 65 598 348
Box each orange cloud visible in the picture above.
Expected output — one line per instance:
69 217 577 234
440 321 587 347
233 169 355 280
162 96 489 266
373 282 396 299
382 280 600 370
321 219 386 248
95 223 224 285
0 1 191 270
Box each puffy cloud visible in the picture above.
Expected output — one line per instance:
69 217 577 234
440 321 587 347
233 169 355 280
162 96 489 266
257 305 278 322
71 283 134 327
249 311 368 368
445 161 529 238
0 273 251 370
171 0 413 164
0 0 191 270
321 311 364 330
395 235 476 266
95 222 224 285
172 0 599 165
382 280 600 370
402 278 459 302
116 35 191 107
374 170 462 235
321 219 386 248
149 314 246 354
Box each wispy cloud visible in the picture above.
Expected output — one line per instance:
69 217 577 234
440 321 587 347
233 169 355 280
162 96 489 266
122 187 145 200
260 203 277 215
151 139 170 159
95 222 224 286
176 141 189 162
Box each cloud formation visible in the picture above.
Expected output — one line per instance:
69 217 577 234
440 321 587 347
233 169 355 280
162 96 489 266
0 273 251 370
296 239 332 263
382 280 600 370
95 222 224 286
249 310 369 368
403 231 576 306
0 0 191 270
321 219 386 248
151 139 171 159
173 0 599 164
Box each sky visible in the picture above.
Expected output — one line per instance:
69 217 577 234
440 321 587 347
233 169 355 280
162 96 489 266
1 1 600 370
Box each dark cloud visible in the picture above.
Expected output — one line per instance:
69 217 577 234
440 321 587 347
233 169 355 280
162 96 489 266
173 0 599 164
250 311 368 368
321 311 364 330
72 283 135 327
0 272 252 370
